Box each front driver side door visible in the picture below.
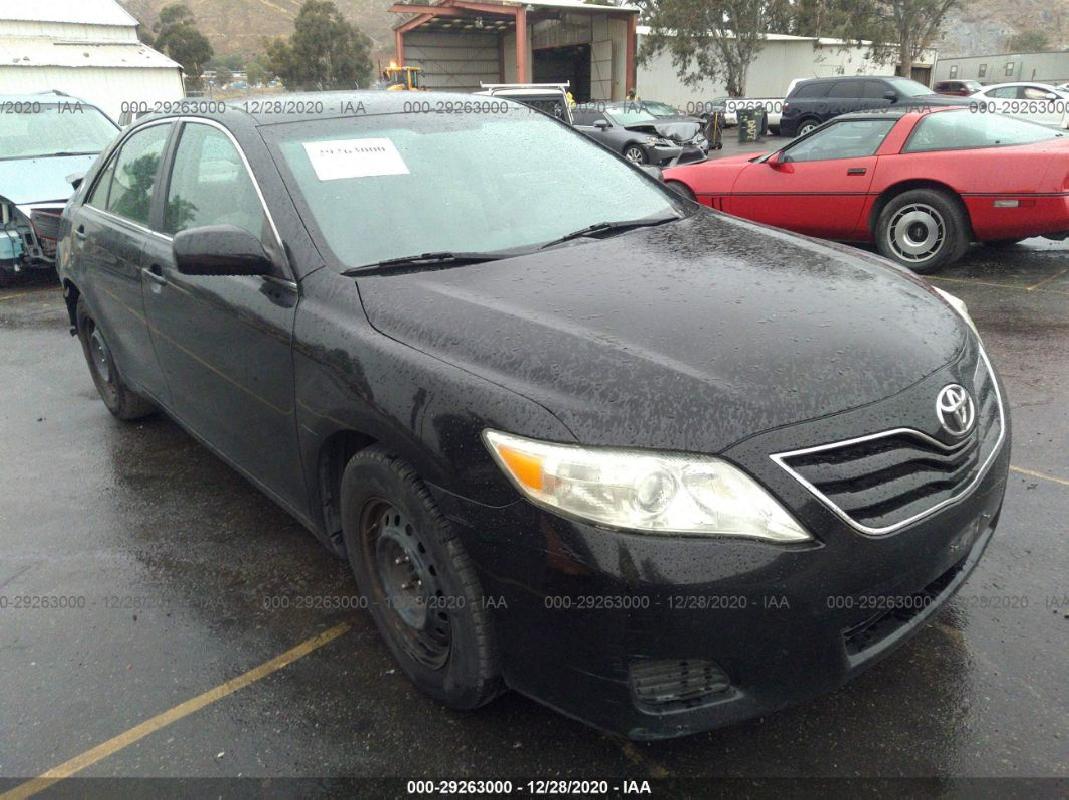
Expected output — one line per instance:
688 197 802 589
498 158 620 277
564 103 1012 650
725 118 896 239
140 120 305 513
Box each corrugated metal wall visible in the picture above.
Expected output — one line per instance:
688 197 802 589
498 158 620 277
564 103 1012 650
0 66 185 120
405 31 500 92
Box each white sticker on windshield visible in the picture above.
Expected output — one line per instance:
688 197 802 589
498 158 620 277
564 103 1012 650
302 138 409 180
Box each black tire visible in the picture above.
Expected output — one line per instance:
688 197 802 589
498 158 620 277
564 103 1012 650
875 188 970 274
623 144 648 164
340 447 502 710
666 180 696 202
75 295 155 420
985 238 1025 248
796 117 821 136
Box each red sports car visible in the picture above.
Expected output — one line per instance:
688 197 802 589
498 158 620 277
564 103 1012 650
663 107 1069 272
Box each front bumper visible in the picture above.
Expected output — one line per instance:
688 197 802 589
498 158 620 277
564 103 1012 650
646 143 684 167
431 346 1011 739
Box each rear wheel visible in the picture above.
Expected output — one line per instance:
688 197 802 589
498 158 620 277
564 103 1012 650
796 117 820 136
340 447 502 710
75 295 155 420
875 189 969 274
623 144 648 164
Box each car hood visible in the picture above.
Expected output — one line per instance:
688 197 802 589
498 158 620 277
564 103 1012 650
625 118 702 142
0 153 96 205
358 212 966 453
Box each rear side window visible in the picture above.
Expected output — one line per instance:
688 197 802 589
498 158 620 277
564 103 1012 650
107 124 172 226
164 123 267 238
791 82 831 99
828 81 863 98
904 110 1062 152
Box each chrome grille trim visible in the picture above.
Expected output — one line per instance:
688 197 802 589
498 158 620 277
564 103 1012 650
770 343 1006 536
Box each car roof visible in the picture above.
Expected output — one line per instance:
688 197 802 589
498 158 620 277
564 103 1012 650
835 106 963 122
795 75 899 85
0 90 95 104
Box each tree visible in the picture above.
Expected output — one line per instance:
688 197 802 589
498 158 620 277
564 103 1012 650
1006 29 1050 52
639 0 777 97
214 66 234 86
265 1 372 91
788 0 958 78
153 4 214 90
246 57 271 87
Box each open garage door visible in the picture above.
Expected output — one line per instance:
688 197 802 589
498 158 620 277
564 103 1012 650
590 39 613 101
533 44 591 101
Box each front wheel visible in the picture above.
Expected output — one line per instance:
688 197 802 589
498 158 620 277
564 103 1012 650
340 447 502 710
623 144 648 164
666 180 696 202
875 189 969 273
75 295 155 420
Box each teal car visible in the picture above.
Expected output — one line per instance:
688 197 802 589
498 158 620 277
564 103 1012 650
0 92 118 282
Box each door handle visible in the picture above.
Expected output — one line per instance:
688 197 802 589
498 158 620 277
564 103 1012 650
142 263 168 286
74 225 87 240
846 167 867 176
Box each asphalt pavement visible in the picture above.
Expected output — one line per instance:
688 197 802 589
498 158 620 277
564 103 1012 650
1 232 1067 796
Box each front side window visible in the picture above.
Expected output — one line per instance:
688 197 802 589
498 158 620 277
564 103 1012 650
904 109 1062 152
164 123 267 238
264 110 681 271
0 103 118 161
862 80 892 99
107 123 172 226
1022 86 1053 99
781 119 896 163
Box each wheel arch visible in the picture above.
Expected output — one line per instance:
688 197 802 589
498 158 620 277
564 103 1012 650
316 428 379 555
869 179 975 240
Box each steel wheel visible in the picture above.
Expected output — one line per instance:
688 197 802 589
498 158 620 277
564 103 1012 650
624 145 647 164
886 202 946 264
361 499 451 670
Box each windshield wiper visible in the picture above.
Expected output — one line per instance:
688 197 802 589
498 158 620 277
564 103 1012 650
538 214 681 250
341 250 513 275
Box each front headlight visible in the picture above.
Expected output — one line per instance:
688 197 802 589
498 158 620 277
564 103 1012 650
483 430 811 542
933 287 981 340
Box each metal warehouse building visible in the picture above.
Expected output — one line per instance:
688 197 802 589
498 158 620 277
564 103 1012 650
390 0 639 101
636 29 937 106
0 0 183 121
932 51 1069 86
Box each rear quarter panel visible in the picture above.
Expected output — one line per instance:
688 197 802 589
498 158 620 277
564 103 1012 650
865 143 1069 240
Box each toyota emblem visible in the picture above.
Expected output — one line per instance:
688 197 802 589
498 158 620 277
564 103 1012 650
936 384 976 437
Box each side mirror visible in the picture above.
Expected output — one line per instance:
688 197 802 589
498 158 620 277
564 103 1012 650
1045 91 1059 100
173 225 274 277
593 119 609 130
767 151 793 172
67 172 85 190
883 90 897 102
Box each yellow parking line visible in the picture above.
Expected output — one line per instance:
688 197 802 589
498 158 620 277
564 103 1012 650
1026 267 1069 292
0 289 55 302
930 275 1069 297
1010 465 1069 488
1 622 351 800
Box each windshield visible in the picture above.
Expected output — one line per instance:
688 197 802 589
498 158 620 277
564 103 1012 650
887 78 936 97
605 107 658 126
266 109 680 270
0 104 117 160
641 102 679 117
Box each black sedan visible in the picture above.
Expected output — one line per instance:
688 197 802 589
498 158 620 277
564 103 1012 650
57 93 1009 740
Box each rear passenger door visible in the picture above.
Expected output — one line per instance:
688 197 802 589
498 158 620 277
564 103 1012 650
69 122 174 404
140 120 304 510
